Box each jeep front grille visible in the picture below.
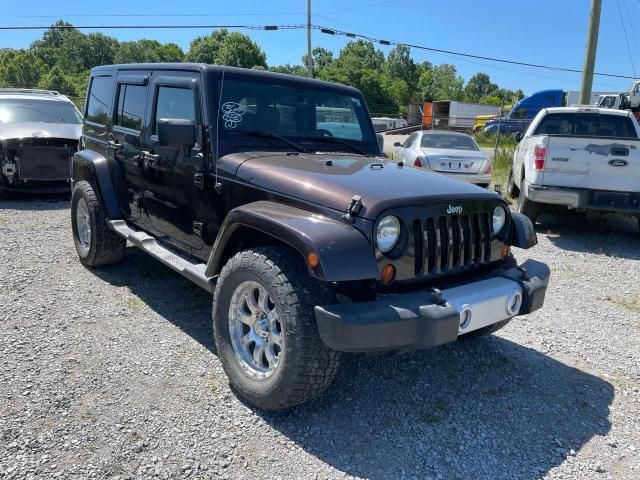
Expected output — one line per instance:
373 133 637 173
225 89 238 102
414 212 492 276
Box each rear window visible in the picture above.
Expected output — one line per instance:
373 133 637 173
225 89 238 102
86 76 113 126
420 134 479 151
534 113 638 139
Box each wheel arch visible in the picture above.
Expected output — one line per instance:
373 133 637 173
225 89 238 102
206 201 378 282
72 150 122 219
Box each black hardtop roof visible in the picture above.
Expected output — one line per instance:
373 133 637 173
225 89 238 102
90 63 361 95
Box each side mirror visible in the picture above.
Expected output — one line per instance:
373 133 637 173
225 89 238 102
376 133 385 152
515 131 523 142
158 118 196 147
393 142 402 147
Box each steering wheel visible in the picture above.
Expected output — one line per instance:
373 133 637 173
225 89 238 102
315 129 334 138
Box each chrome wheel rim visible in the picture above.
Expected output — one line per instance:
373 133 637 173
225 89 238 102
228 281 283 378
76 197 91 255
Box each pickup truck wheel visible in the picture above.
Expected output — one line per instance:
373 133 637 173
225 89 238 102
517 191 540 223
213 247 341 410
506 169 519 198
71 180 125 267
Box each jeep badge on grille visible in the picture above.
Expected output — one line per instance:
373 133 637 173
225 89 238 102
447 205 463 214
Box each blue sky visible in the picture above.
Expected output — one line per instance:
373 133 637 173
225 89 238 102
1 0 639 95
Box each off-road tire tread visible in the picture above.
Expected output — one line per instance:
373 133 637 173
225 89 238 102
71 180 125 267
213 247 341 410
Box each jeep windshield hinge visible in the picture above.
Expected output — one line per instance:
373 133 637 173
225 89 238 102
342 195 363 224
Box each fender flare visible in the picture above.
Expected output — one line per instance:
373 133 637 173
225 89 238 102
72 150 122 219
510 212 538 249
205 201 379 282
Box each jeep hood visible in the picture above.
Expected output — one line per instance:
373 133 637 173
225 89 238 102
0 122 82 142
220 152 499 219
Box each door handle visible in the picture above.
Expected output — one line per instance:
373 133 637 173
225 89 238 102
142 151 160 167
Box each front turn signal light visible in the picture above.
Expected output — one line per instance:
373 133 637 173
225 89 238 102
381 264 396 284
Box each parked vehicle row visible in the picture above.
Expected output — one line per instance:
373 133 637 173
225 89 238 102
507 106 640 231
0 89 82 194
391 130 493 187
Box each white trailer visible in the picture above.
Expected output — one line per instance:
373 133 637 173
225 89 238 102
564 90 614 106
431 101 500 129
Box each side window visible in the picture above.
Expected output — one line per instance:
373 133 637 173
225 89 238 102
115 84 147 131
154 86 196 133
85 76 113 126
402 132 417 148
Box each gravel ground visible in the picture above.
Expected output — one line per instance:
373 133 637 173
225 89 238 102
1 195 639 480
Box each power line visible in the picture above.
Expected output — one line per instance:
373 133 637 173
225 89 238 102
0 23 307 31
313 24 638 80
1 21 637 80
616 0 637 78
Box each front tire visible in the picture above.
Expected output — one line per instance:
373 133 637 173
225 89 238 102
71 180 125 267
213 247 341 410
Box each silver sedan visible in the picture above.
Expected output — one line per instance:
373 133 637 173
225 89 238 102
392 130 493 187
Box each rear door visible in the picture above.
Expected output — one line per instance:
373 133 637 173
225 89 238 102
142 71 206 252
535 112 640 192
393 132 418 162
111 72 150 221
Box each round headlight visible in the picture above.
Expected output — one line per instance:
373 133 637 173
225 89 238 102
377 215 400 252
492 206 507 234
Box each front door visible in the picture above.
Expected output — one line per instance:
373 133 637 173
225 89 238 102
142 73 206 252
110 72 150 221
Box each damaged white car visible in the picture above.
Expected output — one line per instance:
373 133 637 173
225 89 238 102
0 89 82 194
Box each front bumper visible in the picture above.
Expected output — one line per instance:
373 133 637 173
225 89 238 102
524 182 640 214
315 259 550 352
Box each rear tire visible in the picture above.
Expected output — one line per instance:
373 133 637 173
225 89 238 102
213 247 341 410
517 190 540 223
71 180 125 267
506 168 519 198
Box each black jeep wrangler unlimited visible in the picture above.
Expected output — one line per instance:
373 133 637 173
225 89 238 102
71 63 550 410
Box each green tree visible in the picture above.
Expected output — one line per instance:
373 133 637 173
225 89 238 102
186 29 266 68
37 65 77 96
302 47 334 76
115 39 184 64
269 64 307 76
464 72 498 102
82 33 119 68
418 63 464 102
385 45 418 93
0 50 46 88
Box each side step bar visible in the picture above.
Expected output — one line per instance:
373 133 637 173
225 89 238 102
107 220 215 293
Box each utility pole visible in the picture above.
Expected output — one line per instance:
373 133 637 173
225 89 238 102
579 0 602 105
307 0 313 78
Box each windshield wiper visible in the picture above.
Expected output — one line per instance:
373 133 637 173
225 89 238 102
301 136 368 156
232 129 307 153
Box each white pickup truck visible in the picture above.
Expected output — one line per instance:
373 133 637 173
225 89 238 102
507 106 640 230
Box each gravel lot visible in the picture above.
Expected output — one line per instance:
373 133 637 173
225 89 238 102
1 195 639 479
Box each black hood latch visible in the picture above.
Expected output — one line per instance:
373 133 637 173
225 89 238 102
342 195 363 224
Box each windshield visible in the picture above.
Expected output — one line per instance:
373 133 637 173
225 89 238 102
420 134 479 151
0 99 82 125
218 76 377 156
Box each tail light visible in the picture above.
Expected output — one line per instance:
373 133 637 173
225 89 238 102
482 160 493 174
414 157 423 167
533 145 547 171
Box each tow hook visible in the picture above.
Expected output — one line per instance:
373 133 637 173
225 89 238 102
342 195 363 224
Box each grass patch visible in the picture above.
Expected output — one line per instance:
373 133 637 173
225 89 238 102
613 295 640 313
125 297 144 311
